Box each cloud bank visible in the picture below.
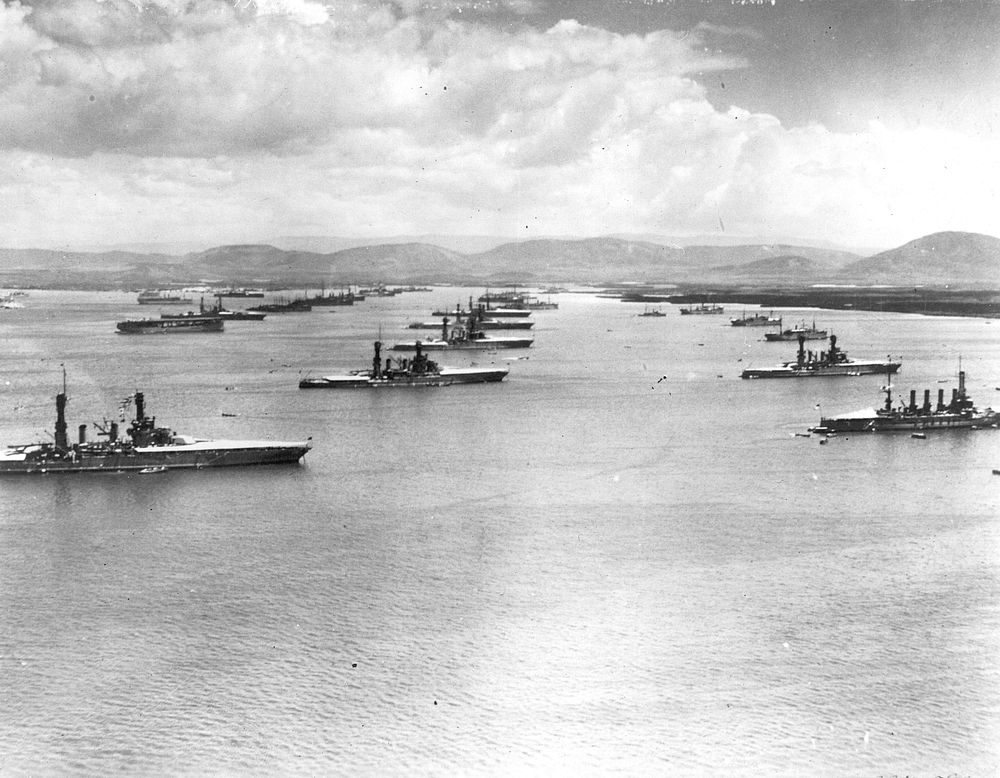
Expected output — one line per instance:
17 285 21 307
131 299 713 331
1 0 997 249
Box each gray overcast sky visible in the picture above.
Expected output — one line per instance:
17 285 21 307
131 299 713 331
2 0 998 250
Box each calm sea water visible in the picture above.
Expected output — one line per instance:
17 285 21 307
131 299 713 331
1 290 998 776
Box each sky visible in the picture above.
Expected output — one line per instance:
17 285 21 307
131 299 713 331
1 0 998 251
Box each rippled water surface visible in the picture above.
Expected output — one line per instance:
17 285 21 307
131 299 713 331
2 290 999 776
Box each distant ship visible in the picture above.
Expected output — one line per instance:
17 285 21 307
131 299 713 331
764 319 828 341
730 310 781 327
215 288 265 298
137 289 193 305
299 340 508 388
117 315 224 334
0 381 310 474
680 302 724 315
639 307 666 317
813 367 999 433
304 287 358 306
740 333 901 379
392 315 533 351
247 298 311 313
407 316 533 331
162 297 266 321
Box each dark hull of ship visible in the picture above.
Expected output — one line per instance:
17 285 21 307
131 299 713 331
137 296 192 305
0 445 310 474
300 367 508 388
117 318 224 334
764 330 828 341
680 307 724 315
392 337 532 351
741 361 901 379
408 320 533 330
817 410 999 433
731 317 780 327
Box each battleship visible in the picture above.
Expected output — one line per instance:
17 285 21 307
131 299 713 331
299 340 508 388
813 367 999 433
740 333 901 379
764 319 828 341
392 315 533 351
0 381 310 474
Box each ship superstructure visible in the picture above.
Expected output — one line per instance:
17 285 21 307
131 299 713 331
300 340 508 388
741 333 900 379
0 383 309 474
814 367 999 433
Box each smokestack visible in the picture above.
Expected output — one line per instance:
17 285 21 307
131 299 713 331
110 421 119 441
55 391 68 449
373 340 382 378
135 392 145 421
923 389 931 413
958 370 966 397
797 334 806 367
442 316 449 341
909 390 917 413
938 388 945 411
78 424 87 444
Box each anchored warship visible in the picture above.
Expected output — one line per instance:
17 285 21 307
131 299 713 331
0 378 310 474
299 340 508 388
741 333 901 379
813 367 999 433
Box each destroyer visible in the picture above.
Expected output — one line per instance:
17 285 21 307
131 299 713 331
0 381 310 474
299 340 508 388
741 333 900 379
813 367 999 433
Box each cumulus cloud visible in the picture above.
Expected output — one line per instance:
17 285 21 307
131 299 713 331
0 0 997 248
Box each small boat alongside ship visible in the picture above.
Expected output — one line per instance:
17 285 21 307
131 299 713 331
0 380 310 474
812 367 999 433
764 319 829 342
740 333 900 379
299 340 508 388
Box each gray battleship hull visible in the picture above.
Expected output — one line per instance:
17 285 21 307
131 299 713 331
0 440 311 474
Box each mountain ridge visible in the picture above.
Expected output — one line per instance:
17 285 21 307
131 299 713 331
0 231 995 289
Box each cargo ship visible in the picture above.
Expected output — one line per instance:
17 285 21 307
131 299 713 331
137 289 193 305
730 310 781 327
117 315 224 334
813 367 999 433
740 333 900 379
764 319 828 341
0 381 310 474
680 302 724 315
392 315 533 351
299 340 508 388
